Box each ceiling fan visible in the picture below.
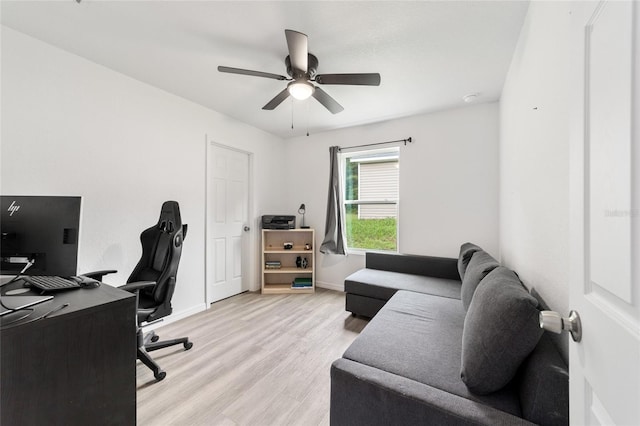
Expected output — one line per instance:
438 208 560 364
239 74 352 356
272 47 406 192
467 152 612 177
218 29 381 114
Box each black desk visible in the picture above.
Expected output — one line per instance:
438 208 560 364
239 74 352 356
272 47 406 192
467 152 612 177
0 278 136 425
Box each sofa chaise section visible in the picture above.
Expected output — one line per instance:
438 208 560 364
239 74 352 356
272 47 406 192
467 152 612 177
345 253 461 318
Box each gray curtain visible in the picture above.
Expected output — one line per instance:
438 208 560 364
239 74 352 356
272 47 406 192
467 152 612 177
320 146 347 255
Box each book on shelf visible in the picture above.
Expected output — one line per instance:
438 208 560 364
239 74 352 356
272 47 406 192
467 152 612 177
291 277 312 289
265 260 281 269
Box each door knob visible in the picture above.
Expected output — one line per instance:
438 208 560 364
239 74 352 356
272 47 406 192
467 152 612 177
243 226 250 232
539 310 582 342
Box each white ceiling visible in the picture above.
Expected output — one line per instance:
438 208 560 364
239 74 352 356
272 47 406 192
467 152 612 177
1 1 529 139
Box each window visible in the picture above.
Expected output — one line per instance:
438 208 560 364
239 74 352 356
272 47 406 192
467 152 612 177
341 147 399 252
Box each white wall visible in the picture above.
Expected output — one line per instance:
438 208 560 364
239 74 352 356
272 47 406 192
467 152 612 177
1 27 286 317
284 103 500 290
7 18 563 323
500 2 571 315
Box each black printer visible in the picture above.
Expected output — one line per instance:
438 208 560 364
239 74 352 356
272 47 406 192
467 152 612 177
262 215 296 229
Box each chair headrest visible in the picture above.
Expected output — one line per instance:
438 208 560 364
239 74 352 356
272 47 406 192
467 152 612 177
157 201 182 233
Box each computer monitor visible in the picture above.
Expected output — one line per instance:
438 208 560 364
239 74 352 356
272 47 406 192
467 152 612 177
1 196 82 277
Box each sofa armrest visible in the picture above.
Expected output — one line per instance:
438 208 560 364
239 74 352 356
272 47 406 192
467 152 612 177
331 358 533 426
365 252 460 281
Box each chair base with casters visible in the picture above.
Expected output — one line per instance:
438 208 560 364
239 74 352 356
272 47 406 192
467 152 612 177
137 327 193 381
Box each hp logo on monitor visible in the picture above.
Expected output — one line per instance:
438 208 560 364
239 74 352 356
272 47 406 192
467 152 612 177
7 201 20 216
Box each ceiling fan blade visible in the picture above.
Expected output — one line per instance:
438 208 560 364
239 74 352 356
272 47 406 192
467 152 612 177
312 87 344 114
315 73 381 86
285 29 308 74
218 66 287 81
262 88 290 110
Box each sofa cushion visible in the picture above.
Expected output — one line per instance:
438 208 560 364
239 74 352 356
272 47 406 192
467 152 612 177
461 267 543 395
457 242 482 281
366 253 461 280
331 358 535 426
460 250 499 310
345 268 461 302
343 290 523 416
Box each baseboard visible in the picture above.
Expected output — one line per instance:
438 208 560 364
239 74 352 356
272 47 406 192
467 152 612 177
143 303 208 331
316 280 344 292
144 283 342 330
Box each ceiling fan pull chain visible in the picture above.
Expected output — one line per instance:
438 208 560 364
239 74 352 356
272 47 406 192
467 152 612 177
306 100 310 137
291 98 294 129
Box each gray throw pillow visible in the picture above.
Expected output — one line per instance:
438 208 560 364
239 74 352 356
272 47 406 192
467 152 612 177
457 242 482 281
460 250 499 310
460 267 543 395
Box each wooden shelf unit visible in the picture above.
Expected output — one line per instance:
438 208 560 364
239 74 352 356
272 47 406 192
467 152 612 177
262 229 315 294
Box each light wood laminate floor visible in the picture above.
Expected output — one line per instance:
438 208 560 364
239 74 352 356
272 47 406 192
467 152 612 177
136 288 368 426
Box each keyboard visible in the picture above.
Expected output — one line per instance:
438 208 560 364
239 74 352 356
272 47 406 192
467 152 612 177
22 276 81 291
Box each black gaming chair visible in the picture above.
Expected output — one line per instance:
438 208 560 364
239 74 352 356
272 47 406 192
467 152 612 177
85 201 192 381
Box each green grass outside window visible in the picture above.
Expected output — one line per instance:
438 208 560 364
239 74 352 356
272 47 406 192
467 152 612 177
345 212 397 251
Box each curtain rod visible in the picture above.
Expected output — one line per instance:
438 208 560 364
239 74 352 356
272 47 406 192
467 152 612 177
338 137 412 152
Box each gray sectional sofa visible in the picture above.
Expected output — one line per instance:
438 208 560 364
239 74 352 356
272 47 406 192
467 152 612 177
331 244 568 425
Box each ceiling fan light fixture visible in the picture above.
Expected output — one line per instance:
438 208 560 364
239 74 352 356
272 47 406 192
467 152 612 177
288 80 315 100
463 93 478 103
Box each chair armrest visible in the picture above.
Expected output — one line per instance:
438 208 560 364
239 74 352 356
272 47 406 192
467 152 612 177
81 270 118 281
119 281 156 293
365 252 460 281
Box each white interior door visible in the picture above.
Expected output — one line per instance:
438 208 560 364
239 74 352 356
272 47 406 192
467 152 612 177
206 143 251 304
569 1 640 424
